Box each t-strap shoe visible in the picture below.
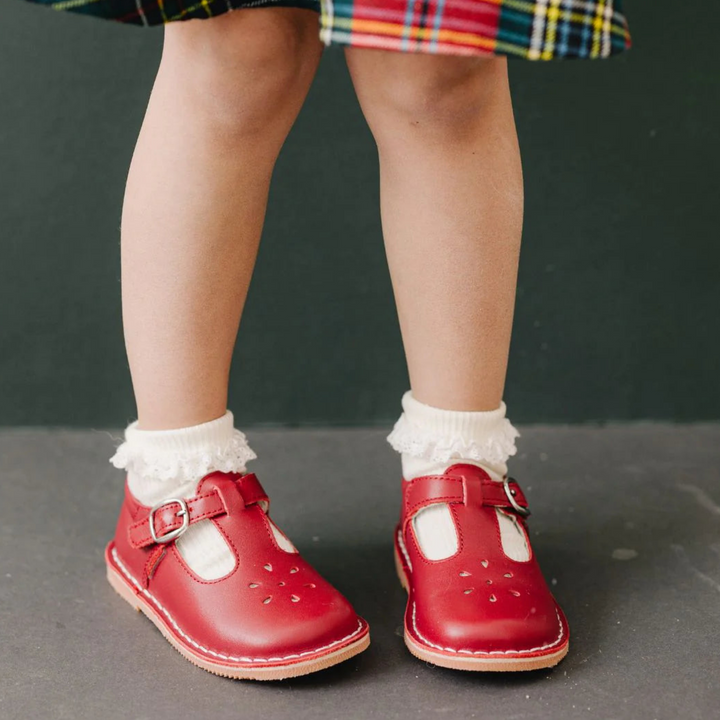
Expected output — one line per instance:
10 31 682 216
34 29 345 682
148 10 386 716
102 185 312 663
106 470 370 680
394 463 569 671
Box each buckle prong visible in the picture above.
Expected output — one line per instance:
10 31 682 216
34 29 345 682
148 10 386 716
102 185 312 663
503 477 531 517
148 497 190 544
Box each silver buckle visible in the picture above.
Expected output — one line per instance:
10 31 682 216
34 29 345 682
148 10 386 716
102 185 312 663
503 477 531 517
148 497 190 544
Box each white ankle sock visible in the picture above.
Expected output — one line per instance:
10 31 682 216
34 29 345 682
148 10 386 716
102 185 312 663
109 410 289 581
387 390 529 561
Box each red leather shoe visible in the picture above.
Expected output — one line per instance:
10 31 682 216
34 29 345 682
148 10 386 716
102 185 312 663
394 463 569 671
106 470 370 680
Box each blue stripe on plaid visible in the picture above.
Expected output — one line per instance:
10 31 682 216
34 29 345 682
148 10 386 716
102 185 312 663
497 0 629 60
430 0 448 53
20 0 630 60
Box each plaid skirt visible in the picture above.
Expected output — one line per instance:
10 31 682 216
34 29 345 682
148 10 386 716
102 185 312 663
24 0 632 60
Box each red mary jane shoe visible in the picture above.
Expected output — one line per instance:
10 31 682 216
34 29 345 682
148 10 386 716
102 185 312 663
394 463 569 671
106 471 370 680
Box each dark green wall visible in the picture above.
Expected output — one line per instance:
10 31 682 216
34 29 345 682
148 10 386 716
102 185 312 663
0 3 718 427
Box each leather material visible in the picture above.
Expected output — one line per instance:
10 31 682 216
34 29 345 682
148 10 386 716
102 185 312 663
397 463 569 658
127 472 269 549
109 471 368 666
402 474 528 520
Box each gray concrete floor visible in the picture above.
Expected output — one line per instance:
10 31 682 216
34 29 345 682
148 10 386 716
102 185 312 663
1 424 719 720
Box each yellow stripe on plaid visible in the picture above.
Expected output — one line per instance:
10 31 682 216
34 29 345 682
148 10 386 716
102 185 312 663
50 0 217 19
32 0 630 60
538 4 628 54
51 0 102 10
497 0 627 59
321 9 627 59
527 0 547 60
593 1 613 58
159 0 216 20
540 0 561 60
591 0 603 57
527 5 626 32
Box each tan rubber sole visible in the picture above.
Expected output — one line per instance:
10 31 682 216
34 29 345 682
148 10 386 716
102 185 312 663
107 555 370 681
394 544 569 672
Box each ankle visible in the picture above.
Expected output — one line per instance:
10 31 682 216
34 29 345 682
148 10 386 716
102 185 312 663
110 410 258 581
387 390 519 482
388 390 523 561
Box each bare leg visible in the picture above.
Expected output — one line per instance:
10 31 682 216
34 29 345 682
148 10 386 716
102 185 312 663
122 8 322 430
345 49 523 411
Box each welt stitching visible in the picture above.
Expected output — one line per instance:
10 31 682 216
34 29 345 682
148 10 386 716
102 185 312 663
111 547 364 663
410 602 565 656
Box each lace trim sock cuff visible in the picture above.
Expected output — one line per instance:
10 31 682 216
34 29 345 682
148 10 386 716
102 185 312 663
386 390 520 479
109 409 257 494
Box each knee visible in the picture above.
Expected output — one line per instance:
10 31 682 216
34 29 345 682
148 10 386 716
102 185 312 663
348 50 509 144
160 8 321 136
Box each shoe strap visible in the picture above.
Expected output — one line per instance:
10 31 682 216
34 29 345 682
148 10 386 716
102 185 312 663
403 472 529 521
128 472 269 549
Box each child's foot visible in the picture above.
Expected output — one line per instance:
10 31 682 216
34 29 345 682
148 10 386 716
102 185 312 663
394 463 569 671
107 469 370 680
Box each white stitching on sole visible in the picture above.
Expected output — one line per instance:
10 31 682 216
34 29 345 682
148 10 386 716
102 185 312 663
398 531 565 656
110 547 364 664
411 602 565 657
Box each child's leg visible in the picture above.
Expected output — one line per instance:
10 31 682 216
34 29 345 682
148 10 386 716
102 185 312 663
346 50 568 670
122 8 322 431
106 11 370 679
345 50 522 415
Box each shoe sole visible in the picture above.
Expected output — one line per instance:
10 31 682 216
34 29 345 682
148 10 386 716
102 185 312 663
393 544 569 672
106 544 370 681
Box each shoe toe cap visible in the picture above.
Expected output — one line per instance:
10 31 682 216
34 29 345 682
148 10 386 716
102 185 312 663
413 597 566 655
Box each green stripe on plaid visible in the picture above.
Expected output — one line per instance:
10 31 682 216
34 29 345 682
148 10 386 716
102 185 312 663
496 0 630 60
24 0 319 25
21 0 630 60
317 0 630 59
